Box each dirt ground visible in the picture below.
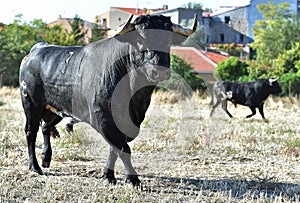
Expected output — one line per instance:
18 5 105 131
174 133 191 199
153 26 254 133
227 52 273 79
0 87 300 202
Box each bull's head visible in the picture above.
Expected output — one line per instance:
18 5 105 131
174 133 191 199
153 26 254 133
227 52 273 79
268 78 282 94
115 14 197 83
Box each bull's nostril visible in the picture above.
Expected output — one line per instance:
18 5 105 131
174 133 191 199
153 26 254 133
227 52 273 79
153 70 159 79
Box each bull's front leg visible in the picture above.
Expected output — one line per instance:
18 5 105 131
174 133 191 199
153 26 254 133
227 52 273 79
246 107 256 118
104 141 140 187
117 142 141 186
221 100 233 118
103 146 118 184
258 103 265 119
100 123 141 187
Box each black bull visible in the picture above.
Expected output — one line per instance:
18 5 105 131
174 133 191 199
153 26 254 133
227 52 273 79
19 14 197 186
210 79 282 119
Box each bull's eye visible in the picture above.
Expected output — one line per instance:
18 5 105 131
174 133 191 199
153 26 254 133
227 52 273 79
145 50 153 59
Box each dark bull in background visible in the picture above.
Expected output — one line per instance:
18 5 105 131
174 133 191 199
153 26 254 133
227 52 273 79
19 14 198 186
210 78 282 119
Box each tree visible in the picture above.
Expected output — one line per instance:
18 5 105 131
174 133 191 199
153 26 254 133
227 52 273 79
43 24 79 46
0 15 39 86
214 56 248 81
0 15 90 86
182 2 212 12
276 42 300 74
251 2 300 67
182 2 203 10
69 14 87 45
89 23 105 43
159 54 206 92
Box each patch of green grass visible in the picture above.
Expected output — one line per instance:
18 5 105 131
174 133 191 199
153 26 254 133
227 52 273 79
58 127 82 148
227 146 239 155
283 138 300 156
132 139 163 153
266 126 296 135
0 101 4 106
63 151 93 161
187 137 202 152
142 118 151 128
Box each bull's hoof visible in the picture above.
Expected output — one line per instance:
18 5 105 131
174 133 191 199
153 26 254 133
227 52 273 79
66 123 74 133
102 175 117 185
50 127 60 138
30 167 44 175
126 175 142 189
42 161 51 168
102 168 117 184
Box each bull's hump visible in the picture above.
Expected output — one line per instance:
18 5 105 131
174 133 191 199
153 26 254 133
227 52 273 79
30 41 50 52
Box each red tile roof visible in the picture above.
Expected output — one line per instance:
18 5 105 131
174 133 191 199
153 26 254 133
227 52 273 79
171 47 213 72
113 7 165 16
171 47 230 71
201 50 230 64
171 47 230 82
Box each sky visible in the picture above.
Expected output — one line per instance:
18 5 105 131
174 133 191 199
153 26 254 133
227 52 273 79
1 0 250 24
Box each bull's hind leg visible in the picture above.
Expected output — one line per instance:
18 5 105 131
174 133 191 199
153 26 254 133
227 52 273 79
221 100 233 118
22 102 44 174
41 110 63 168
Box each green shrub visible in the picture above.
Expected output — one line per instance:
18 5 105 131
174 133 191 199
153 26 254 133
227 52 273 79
214 56 249 81
159 54 207 93
279 72 300 96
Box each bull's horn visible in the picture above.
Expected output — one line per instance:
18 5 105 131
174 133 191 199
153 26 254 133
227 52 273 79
269 78 278 83
115 14 135 35
172 14 198 36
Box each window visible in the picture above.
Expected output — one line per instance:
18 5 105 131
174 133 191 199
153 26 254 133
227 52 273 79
238 34 244 43
224 16 230 24
100 18 107 28
206 35 210 44
220 34 225 42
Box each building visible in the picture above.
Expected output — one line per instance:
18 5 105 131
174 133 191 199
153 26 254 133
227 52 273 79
96 6 202 37
154 7 203 27
96 7 166 37
205 0 300 45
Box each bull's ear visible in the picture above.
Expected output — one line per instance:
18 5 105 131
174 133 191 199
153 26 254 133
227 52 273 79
115 30 138 45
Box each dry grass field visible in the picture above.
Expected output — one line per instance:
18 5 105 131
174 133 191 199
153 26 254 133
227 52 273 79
0 87 299 202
